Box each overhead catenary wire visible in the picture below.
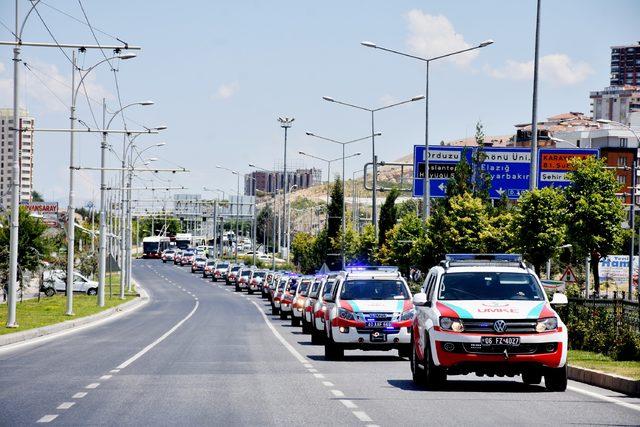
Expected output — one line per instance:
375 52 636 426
40 0 122 42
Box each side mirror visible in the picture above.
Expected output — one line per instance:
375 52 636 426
550 292 568 305
413 292 427 306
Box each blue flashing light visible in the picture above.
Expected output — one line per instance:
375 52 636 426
345 265 399 272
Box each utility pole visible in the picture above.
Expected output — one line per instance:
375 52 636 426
530 0 542 191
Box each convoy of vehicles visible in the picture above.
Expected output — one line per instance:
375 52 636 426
155 251 569 392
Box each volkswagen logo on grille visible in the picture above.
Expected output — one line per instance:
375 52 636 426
493 320 507 333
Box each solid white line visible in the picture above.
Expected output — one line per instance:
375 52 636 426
85 383 100 389
37 415 58 423
353 411 373 422
568 385 640 413
116 300 199 370
57 402 75 410
100 375 112 380
72 392 87 399
250 301 307 364
340 399 358 409
322 381 334 387
331 389 345 397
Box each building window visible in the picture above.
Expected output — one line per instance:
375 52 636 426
617 175 626 185
618 157 628 167
620 138 628 147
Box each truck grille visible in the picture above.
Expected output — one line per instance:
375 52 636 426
460 319 537 334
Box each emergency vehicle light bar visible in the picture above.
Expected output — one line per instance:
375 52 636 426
445 254 522 262
345 265 399 272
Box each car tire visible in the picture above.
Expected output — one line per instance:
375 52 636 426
324 337 344 360
235 284 240 292
291 316 301 327
87 288 98 296
544 366 567 392
162 260 166 263
279 310 288 320
44 287 56 297
522 371 543 385
311 327 324 344
272 306 280 315
248 290 253 295
411 334 445 388
261 291 267 299
302 319 311 334
398 344 411 359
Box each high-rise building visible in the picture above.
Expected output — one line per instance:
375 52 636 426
0 108 35 210
610 42 640 86
590 86 640 127
244 168 322 196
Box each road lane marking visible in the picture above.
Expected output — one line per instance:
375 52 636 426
340 400 358 409
250 300 307 364
568 385 640 413
116 300 199 370
72 392 87 399
85 383 100 389
109 369 120 373
57 402 75 410
100 375 112 380
322 381 334 387
37 415 58 423
331 389 345 397
313 373 325 379
303 363 313 368
353 411 373 422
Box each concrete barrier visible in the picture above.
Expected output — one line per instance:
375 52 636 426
568 365 640 396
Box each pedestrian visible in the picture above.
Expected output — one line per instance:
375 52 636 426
2 282 7 303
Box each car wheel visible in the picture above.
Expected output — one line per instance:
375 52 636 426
272 306 280 315
44 287 56 297
544 366 567 392
261 291 267 299
311 327 323 344
324 335 344 360
87 288 98 296
279 310 287 320
522 371 542 385
412 334 445 388
302 319 311 334
291 316 301 327
248 290 253 295
235 284 240 292
162 260 166 263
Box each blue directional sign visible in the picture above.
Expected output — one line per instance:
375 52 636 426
537 148 599 189
481 148 531 200
413 145 470 198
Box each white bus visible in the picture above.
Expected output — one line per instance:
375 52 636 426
142 236 171 258
174 233 193 250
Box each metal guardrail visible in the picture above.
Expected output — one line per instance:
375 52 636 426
560 297 640 330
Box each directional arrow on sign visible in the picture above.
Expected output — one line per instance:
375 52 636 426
496 188 505 196
438 183 446 192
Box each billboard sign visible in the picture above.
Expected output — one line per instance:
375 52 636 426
599 255 638 287
538 148 599 189
21 201 59 214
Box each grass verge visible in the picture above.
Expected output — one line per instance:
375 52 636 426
568 350 640 380
0 274 137 336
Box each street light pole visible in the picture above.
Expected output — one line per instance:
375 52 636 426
278 117 294 262
530 0 542 191
361 39 493 219
322 95 423 237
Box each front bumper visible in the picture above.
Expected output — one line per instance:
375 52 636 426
281 302 293 313
331 319 411 346
430 329 567 369
292 305 304 318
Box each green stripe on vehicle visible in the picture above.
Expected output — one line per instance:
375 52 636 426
442 302 473 318
526 302 545 318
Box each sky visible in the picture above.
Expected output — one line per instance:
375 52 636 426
0 0 639 207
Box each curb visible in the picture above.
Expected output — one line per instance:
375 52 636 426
568 365 640 396
0 286 150 348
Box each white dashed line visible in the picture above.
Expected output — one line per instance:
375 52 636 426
303 363 313 368
308 368 318 373
340 399 358 409
313 373 325 379
353 411 373 422
330 389 345 397
100 375 112 380
109 369 120 373
57 402 75 410
85 383 100 389
37 415 58 423
322 381 334 387
72 392 87 399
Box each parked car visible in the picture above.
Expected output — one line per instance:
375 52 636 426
411 254 568 391
261 271 275 299
180 251 195 266
227 264 244 286
212 261 229 282
291 276 313 327
191 256 207 273
323 266 413 360
161 249 176 263
279 276 300 320
248 270 267 295
312 275 338 344
236 268 253 292
42 270 99 296
272 276 289 315
173 249 183 265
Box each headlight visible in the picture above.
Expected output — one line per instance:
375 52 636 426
400 309 415 321
338 308 355 320
440 317 464 332
536 317 558 332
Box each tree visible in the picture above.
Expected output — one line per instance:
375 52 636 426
512 188 567 275
0 207 49 284
291 232 317 274
31 190 44 202
256 205 274 247
137 217 181 237
327 178 343 241
470 121 491 201
446 148 473 199
379 212 427 275
353 224 377 265
378 188 400 245
565 156 627 294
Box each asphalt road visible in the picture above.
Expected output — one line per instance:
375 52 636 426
1 259 639 426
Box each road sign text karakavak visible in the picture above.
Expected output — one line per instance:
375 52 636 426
538 148 599 189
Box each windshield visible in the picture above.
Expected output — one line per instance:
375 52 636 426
165 250 175 254
340 280 409 300
308 281 322 298
277 280 287 291
217 263 229 269
286 278 299 293
322 280 336 299
207 261 216 265
231 266 242 272
439 272 545 301
254 272 266 278
241 270 252 277
298 280 311 295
